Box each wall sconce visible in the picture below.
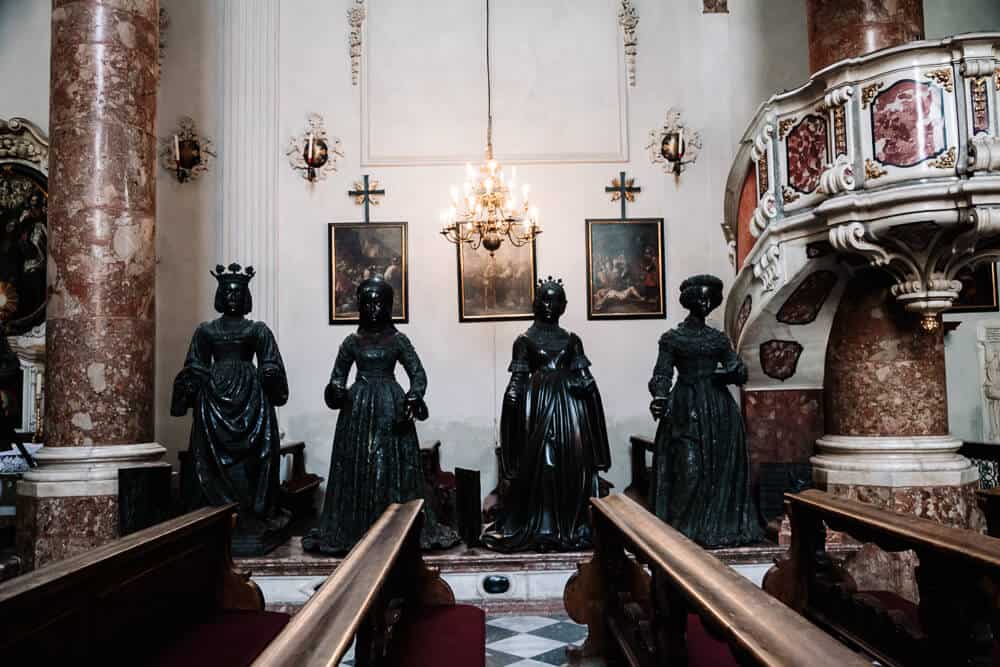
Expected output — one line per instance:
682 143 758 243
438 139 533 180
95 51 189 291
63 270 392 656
158 116 215 183
287 113 343 183
648 107 702 176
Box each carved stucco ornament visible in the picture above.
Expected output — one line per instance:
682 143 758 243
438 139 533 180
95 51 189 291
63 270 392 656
829 211 1000 331
618 0 638 87
349 0 367 86
752 243 783 292
286 113 344 182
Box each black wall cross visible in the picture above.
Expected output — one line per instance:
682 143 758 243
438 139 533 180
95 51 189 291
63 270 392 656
605 171 641 220
348 174 385 223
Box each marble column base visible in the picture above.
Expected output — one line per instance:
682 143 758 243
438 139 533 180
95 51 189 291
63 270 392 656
812 434 978 487
15 442 165 571
818 480 985 603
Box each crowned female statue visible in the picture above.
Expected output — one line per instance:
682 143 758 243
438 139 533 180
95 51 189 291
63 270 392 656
648 274 762 547
483 277 611 553
171 264 291 555
303 277 459 554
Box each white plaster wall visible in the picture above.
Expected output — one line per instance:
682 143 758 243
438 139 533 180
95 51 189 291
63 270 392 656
154 0 222 461
0 1 50 131
924 0 1000 38
275 0 810 499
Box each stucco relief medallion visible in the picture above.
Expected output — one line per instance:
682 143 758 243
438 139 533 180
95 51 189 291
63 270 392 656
871 80 946 168
760 340 803 381
776 271 837 325
785 114 829 194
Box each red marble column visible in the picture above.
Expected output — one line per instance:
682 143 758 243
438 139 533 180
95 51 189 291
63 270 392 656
16 0 161 571
825 273 948 437
806 0 924 74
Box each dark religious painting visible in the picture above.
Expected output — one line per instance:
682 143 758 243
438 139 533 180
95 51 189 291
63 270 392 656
871 80 946 168
585 218 665 320
776 270 838 325
703 0 728 12
760 340 804 381
328 222 408 324
949 264 999 314
786 114 829 194
457 238 536 322
0 164 47 335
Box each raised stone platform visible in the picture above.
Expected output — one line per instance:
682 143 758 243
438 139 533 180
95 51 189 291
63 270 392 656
236 538 848 614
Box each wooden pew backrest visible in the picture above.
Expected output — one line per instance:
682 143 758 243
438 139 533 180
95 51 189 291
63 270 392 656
0 504 261 661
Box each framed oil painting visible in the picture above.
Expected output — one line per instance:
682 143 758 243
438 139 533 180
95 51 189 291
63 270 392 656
328 222 408 324
0 163 48 334
949 263 999 314
457 239 537 322
585 218 665 320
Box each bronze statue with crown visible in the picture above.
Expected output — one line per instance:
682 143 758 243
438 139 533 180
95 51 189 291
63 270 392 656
171 263 292 555
483 277 611 552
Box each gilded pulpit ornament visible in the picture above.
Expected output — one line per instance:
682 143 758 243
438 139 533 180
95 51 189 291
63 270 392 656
158 116 215 183
286 113 343 183
924 68 954 93
648 275 762 547
647 108 702 175
618 0 638 86
483 277 612 552
171 264 292 555
303 277 459 554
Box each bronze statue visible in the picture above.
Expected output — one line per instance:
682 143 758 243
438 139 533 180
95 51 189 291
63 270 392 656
483 277 611 552
171 264 291 555
648 274 762 547
303 277 459 554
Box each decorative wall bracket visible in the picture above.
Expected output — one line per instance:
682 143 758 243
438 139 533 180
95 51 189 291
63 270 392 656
617 0 638 87
829 213 1000 331
647 108 702 175
817 155 856 195
286 113 344 183
158 116 215 183
969 136 1000 173
750 192 777 238
348 0 367 86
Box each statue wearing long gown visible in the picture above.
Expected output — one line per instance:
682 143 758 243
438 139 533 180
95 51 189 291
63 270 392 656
648 274 762 547
483 278 611 553
171 264 291 555
303 277 459 554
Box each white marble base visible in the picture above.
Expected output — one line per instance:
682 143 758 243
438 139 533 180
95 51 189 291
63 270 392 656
812 434 979 487
253 559 773 607
17 442 166 498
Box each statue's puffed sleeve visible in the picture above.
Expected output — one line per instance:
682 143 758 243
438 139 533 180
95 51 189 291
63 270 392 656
397 333 429 421
567 334 597 396
648 333 675 421
256 322 289 407
715 332 748 386
171 323 212 416
325 335 355 409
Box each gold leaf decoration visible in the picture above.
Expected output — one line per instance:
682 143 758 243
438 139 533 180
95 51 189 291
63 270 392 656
924 68 954 93
865 159 887 180
861 82 884 109
928 146 957 169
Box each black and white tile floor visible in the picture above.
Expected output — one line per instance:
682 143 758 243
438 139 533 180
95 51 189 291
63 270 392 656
340 614 604 667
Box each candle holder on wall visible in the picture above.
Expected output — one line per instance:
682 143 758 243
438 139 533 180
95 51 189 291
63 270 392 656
648 107 702 176
158 116 215 183
287 113 343 183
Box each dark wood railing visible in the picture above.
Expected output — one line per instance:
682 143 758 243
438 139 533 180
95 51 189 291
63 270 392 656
565 493 868 666
767 489 1000 666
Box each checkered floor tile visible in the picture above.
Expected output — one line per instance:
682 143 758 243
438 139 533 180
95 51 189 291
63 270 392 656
339 614 603 667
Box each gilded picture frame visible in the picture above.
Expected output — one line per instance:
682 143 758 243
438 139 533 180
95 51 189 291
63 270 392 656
456 239 537 322
328 222 408 324
585 218 666 320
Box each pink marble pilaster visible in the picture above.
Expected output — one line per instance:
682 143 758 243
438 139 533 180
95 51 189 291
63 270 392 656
806 0 924 74
17 0 159 570
46 0 158 447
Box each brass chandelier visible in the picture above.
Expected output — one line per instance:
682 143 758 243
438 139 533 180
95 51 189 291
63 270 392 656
440 0 541 255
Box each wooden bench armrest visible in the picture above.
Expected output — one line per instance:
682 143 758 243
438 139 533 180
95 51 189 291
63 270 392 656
252 499 434 667
591 494 869 667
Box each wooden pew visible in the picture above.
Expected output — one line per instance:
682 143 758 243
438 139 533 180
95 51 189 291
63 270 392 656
565 493 867 667
0 503 288 666
766 489 1000 666
623 435 653 508
254 498 485 667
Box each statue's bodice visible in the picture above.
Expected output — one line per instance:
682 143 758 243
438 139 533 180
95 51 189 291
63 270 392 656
513 323 588 375
666 323 730 380
354 332 400 376
524 336 574 372
207 319 258 364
